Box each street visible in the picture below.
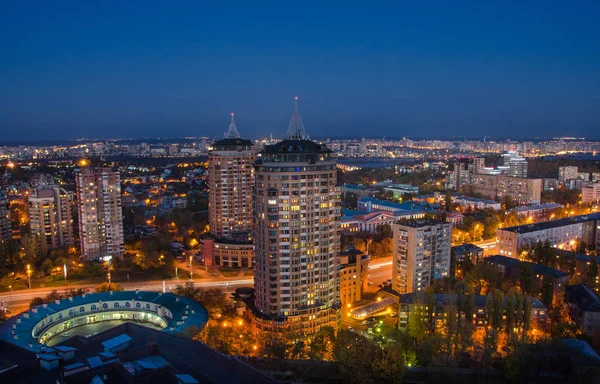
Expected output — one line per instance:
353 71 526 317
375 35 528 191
0 257 396 317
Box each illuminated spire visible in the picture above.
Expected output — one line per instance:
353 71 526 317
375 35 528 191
225 112 241 138
285 96 310 140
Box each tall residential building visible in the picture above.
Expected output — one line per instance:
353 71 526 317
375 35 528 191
28 185 74 249
75 167 124 260
392 219 451 294
252 97 341 334
558 166 578 183
0 191 11 243
208 113 255 240
502 152 528 178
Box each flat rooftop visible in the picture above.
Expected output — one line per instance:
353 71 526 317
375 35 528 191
499 212 600 234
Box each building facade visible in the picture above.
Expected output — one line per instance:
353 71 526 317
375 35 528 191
392 219 451 294
0 191 11 243
252 98 341 334
339 246 369 307
564 285 600 345
582 183 600 205
208 114 255 240
558 166 578 183
28 185 74 249
497 212 600 258
469 173 542 205
398 292 547 331
75 167 124 260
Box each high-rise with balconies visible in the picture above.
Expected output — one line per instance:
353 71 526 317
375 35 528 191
252 98 341 334
75 167 124 260
208 114 255 240
28 185 74 250
205 114 256 268
392 219 451 294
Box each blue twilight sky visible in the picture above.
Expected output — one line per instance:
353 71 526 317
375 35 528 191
1 1 599 141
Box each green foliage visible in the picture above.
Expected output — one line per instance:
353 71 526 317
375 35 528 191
29 297 44 308
95 282 124 292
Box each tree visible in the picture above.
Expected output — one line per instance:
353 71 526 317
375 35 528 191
333 330 379 384
372 345 404 383
587 258 598 288
541 276 554 307
445 191 452 212
29 297 44 308
95 282 124 292
517 263 535 296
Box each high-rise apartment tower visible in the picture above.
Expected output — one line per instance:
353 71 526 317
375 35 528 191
28 185 74 249
252 98 341 334
75 167 124 260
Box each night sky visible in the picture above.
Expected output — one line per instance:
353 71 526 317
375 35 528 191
1 1 599 141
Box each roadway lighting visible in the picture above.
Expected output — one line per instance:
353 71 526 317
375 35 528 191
26 264 31 290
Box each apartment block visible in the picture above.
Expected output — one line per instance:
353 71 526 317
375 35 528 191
392 219 451 294
208 114 255 240
339 246 369 307
75 167 124 260
558 166 578 183
0 191 11 243
469 173 542 205
252 98 341 334
497 212 600 258
28 185 74 249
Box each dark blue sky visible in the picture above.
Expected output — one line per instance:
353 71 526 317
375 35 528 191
1 1 599 141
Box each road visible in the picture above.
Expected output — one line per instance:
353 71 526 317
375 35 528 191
0 257 395 317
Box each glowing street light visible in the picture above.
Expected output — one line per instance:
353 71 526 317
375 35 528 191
26 264 32 290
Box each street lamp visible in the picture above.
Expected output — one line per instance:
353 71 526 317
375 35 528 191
189 256 193 282
101 255 113 284
26 264 31 290
8 285 13 313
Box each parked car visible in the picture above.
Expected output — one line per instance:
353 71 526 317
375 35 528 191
362 317 377 326
347 326 354 332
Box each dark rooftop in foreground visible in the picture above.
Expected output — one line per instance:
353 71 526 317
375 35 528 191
485 255 569 279
0 322 277 384
564 284 600 312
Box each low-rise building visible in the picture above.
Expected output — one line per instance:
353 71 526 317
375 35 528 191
451 243 484 277
201 233 254 268
485 255 569 303
398 292 547 331
375 182 419 198
582 183 600 205
339 246 369 307
340 209 421 234
358 196 437 214
445 212 464 227
564 285 600 345
509 203 563 221
340 183 379 200
454 196 501 211
496 212 600 259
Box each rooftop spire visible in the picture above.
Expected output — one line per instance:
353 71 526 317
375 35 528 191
225 112 241 138
285 96 310 140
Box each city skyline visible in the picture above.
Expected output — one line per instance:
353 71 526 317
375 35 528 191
2 2 600 141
